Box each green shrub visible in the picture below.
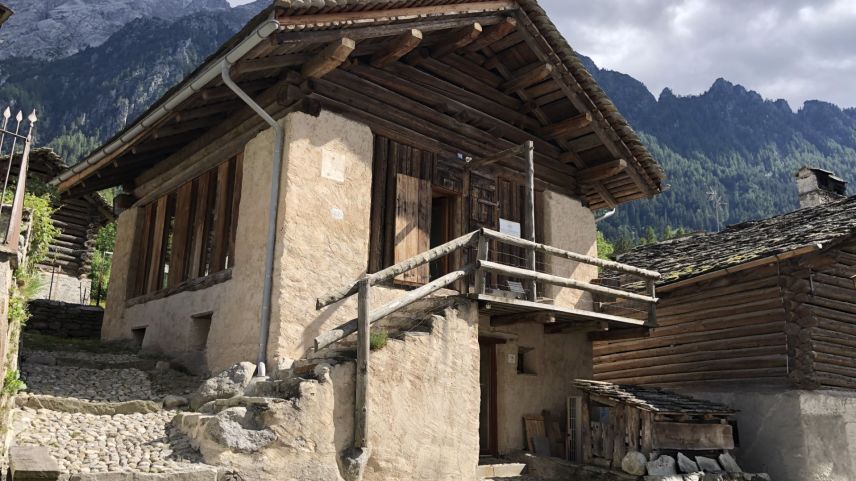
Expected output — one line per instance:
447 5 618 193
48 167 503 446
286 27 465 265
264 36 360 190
369 331 388 351
2 370 25 396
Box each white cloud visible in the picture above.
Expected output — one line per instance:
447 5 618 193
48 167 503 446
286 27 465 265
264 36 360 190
540 0 856 108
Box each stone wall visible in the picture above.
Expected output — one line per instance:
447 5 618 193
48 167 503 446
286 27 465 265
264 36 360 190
25 300 103 338
689 388 856 481
33 271 92 305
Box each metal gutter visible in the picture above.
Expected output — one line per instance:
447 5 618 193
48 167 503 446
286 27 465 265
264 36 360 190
220 60 283 378
50 18 281 188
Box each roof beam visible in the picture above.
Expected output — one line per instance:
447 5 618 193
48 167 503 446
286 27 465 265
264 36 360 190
501 62 553 94
201 79 275 101
370 29 423 68
430 23 483 58
302 38 356 79
541 112 593 140
467 17 517 52
153 118 220 139
591 182 618 208
491 311 556 326
235 53 310 75
578 159 627 184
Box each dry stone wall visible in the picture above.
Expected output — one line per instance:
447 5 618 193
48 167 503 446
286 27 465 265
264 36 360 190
25 300 104 339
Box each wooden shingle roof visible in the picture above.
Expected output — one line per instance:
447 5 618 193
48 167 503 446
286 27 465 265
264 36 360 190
617 196 856 286
574 379 736 416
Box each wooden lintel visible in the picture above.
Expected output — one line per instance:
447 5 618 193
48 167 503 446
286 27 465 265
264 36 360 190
501 62 553 94
430 23 483 58
491 310 556 326
302 38 356 79
542 112 593 140
578 159 627 184
467 17 517 52
370 29 423 68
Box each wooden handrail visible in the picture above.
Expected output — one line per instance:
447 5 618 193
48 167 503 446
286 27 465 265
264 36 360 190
481 228 661 280
314 264 474 350
315 230 479 310
477 260 657 304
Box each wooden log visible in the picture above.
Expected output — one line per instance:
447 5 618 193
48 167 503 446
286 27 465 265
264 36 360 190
625 406 640 452
302 38 356 79
314 265 474 350
370 29 423 68
581 394 592 464
430 23 483 58
478 259 656 303
235 53 310 75
474 233 489 295
466 17 517 52
466 144 526 170
640 411 653 456
578 159 627 184
316 231 479 310
593 354 787 380
611 404 626 469
593 322 785 357
594 345 785 375
145 196 168 294
500 62 553 94
600 366 787 386
541 112 593 140
482 228 660 279
354 278 370 448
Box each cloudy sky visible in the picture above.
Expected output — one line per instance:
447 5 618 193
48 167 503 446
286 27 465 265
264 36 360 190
229 0 856 109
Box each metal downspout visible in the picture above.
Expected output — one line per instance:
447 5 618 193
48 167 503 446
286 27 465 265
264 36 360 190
221 61 284 378
595 208 616 223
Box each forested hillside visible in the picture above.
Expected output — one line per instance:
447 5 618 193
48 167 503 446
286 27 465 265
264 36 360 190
2 4 855 245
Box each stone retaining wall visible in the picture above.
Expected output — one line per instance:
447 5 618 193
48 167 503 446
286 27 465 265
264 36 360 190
25 300 103 338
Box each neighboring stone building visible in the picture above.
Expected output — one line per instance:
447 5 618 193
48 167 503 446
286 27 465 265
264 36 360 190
597 168 856 481
1 148 114 304
51 1 666 479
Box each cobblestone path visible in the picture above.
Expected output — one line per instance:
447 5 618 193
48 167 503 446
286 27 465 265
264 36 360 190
10 336 214 478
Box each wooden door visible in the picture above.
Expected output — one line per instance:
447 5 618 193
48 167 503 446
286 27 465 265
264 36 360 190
394 173 432 285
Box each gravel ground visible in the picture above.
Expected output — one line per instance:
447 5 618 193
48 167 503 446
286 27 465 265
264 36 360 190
13 408 206 475
21 365 155 402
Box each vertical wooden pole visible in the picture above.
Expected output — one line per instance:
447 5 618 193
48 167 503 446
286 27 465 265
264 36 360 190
581 393 592 464
355 278 371 448
645 280 657 327
523 140 537 301
475 232 489 295
5 136 31 250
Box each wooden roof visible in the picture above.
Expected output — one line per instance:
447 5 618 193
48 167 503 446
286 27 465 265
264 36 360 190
617 196 856 286
55 0 664 209
574 379 736 416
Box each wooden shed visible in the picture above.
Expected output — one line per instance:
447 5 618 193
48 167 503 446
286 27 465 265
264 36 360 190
574 380 736 470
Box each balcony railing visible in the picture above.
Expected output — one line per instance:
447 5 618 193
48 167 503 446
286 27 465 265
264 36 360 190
0 107 37 253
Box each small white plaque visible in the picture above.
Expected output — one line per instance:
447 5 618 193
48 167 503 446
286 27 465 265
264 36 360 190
507 353 517 365
331 208 344 220
499 218 521 238
321 149 347 183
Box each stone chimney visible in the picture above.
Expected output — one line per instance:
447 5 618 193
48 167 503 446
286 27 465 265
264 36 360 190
795 167 847 209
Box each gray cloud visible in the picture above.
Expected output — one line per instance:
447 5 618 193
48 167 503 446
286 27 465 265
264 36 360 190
541 0 856 109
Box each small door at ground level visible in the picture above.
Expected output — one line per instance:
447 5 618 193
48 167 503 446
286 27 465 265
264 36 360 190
479 339 499 455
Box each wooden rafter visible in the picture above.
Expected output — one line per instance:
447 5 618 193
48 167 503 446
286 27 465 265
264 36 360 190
501 62 553 94
370 29 423 68
430 23 483 58
235 53 310 75
302 38 356 79
578 159 627 184
590 182 618 208
154 118 219 139
541 112 593 140
466 17 517 52
201 79 274 101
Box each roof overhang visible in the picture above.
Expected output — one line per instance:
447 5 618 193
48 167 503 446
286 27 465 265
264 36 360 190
53 0 664 209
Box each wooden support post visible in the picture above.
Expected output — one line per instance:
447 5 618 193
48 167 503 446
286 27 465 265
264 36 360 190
302 38 356 79
475 233 489 294
354 278 370 449
524 140 537 301
645 279 657 327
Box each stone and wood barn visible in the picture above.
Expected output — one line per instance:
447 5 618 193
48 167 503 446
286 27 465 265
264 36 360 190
2 148 114 304
50 1 668 479
597 168 856 481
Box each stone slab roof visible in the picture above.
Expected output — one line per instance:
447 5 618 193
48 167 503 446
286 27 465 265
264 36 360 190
616 195 856 286
574 380 736 416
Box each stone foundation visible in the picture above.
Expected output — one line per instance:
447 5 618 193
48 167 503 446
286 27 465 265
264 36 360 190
25 300 103 339
34 271 92 305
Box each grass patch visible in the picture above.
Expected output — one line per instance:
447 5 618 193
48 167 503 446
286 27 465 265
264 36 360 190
369 331 388 351
2 370 26 396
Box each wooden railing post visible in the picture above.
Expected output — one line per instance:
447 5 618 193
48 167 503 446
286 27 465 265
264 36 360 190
474 232 489 295
524 140 537 301
355 277 370 448
645 280 657 327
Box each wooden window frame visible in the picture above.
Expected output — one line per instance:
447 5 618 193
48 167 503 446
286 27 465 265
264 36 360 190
131 154 243 299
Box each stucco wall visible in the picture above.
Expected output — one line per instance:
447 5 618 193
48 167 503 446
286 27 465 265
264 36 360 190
485 317 593 455
266 110 374 365
101 206 138 341
541 190 598 308
690 388 856 481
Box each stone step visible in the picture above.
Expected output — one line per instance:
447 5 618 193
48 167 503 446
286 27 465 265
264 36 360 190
67 467 221 480
16 394 162 415
8 445 61 481
477 462 527 479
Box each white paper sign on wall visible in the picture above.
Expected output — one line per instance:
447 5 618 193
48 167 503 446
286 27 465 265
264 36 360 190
321 148 347 183
499 218 521 238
